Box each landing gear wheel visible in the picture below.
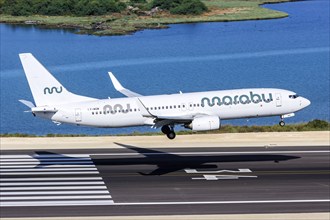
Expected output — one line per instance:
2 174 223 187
279 121 285 127
161 125 171 134
166 132 176 140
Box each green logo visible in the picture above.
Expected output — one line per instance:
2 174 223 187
201 91 273 107
44 86 63 95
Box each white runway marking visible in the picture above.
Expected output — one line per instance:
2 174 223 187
192 175 258 180
1 168 98 172
0 181 105 186
0 161 94 165
1 177 103 181
114 199 330 206
1 185 108 190
1 190 110 195
0 154 113 207
1 165 96 168
1 158 91 162
1 195 112 200
185 168 252 174
1 171 100 175
0 200 115 207
0 154 89 159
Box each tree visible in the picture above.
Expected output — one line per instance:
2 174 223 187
151 0 207 15
170 0 207 15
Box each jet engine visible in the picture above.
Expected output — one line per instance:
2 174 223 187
185 116 220 131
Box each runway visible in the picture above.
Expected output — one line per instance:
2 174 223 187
0 144 329 218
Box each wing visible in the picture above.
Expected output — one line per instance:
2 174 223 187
108 72 142 97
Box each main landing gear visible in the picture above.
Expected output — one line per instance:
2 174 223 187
161 125 176 140
279 115 285 127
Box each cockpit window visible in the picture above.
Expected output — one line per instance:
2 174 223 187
289 94 299 99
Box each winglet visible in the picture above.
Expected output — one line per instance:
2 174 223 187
108 72 142 97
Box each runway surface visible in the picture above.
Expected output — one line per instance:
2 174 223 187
0 145 329 217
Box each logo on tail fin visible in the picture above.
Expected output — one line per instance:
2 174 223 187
44 86 63 95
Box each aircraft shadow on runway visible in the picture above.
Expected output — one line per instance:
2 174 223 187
33 143 300 175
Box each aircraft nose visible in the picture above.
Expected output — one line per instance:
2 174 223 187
301 97 311 108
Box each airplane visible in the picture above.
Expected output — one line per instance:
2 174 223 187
18 53 311 139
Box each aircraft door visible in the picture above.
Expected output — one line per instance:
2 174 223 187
275 93 282 107
75 108 82 122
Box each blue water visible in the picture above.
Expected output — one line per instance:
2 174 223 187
0 0 329 135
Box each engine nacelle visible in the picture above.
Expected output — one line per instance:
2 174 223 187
186 116 221 131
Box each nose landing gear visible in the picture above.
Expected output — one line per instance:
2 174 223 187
161 125 176 140
279 120 285 127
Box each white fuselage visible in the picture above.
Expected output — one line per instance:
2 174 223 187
38 88 310 128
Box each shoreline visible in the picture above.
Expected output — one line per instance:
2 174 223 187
0 0 294 36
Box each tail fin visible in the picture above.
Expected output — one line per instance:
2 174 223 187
19 53 96 106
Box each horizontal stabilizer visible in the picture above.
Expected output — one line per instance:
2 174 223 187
31 106 58 113
109 72 142 97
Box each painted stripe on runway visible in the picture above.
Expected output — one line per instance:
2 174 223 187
0 164 96 168
1 177 103 181
0 161 93 166
0 200 114 207
0 171 99 175
1 199 327 207
1 190 110 195
0 154 90 159
0 168 97 171
0 181 105 186
1 195 112 200
1 186 107 190
0 160 93 165
1 158 91 162
0 161 93 167
114 199 330 206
